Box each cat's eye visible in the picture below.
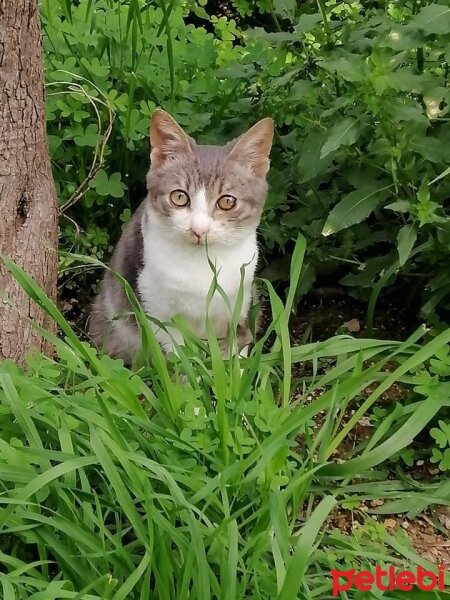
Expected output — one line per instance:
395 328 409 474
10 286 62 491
217 195 237 211
170 189 190 207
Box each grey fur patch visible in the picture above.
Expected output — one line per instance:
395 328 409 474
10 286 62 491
88 204 144 357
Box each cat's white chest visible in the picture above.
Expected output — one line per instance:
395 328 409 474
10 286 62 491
138 223 257 338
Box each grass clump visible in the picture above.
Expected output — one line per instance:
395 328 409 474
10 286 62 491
1 242 450 599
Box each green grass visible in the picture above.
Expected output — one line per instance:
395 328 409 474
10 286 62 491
1 239 450 599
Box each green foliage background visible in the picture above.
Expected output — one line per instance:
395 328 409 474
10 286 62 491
42 0 450 323
1 3 450 596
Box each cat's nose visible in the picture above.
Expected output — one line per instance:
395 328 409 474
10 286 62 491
191 229 206 244
191 223 209 235
191 223 209 242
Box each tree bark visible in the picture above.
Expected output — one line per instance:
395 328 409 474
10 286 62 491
0 0 58 362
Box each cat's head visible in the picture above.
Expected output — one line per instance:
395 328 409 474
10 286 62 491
146 109 274 247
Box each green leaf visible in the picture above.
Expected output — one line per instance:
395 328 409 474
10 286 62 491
431 447 450 471
73 124 99 147
430 420 450 449
385 200 411 213
278 496 336 600
440 448 450 470
411 136 450 164
320 117 360 159
340 253 396 288
108 173 127 198
430 166 450 185
287 80 316 102
294 12 322 34
273 0 296 20
80 57 110 78
322 183 391 236
387 99 426 123
91 170 127 198
431 447 443 464
431 426 449 449
47 134 62 153
411 4 450 35
397 224 417 267
319 56 367 82
112 552 151 600
244 29 297 43
299 130 334 182
400 448 414 467
389 69 441 94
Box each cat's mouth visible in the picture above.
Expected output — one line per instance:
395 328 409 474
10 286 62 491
189 231 208 245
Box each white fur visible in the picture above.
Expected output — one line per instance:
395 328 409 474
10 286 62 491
190 188 211 238
138 201 257 354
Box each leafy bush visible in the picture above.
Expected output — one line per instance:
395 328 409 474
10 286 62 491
1 245 450 598
42 1 450 323
248 1 450 323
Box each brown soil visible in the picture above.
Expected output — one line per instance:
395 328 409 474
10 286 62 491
326 506 450 567
289 291 415 343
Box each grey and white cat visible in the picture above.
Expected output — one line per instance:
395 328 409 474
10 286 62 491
89 109 274 363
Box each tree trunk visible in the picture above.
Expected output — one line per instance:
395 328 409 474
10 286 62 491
0 0 58 363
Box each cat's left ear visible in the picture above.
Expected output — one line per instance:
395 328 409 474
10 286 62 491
227 118 274 177
150 109 193 168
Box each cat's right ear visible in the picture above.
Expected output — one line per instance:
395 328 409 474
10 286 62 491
227 118 274 177
150 109 192 168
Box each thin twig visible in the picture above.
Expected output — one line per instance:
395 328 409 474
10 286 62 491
46 71 115 214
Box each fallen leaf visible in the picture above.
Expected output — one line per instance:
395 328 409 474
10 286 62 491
343 318 361 332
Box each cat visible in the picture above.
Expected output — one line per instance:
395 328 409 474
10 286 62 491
89 109 274 363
